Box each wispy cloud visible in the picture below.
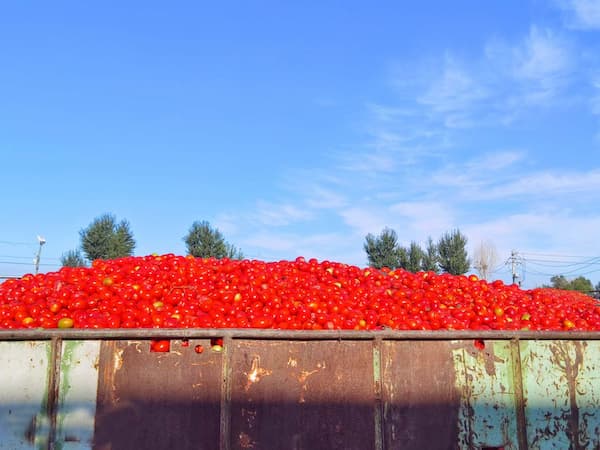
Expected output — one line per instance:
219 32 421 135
482 169 600 200
510 26 574 105
214 16 600 286
431 151 525 190
430 152 600 202
389 201 456 241
252 201 313 226
465 212 600 262
592 74 600 140
557 0 600 29
339 206 392 238
417 55 490 128
241 230 366 266
390 26 577 132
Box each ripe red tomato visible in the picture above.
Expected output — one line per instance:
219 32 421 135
150 340 170 352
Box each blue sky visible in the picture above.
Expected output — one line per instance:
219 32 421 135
2 1 600 288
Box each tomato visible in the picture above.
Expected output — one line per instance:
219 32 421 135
57 317 74 329
1 254 599 332
150 339 170 352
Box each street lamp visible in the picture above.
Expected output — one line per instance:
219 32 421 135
34 235 46 274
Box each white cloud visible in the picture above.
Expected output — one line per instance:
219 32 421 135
431 151 524 190
593 76 600 115
338 148 399 174
465 211 600 270
514 27 572 80
252 201 313 226
510 26 573 104
242 233 297 252
481 169 600 200
417 56 489 128
339 207 391 238
469 151 524 171
241 230 366 266
558 0 600 29
304 185 347 209
398 25 577 133
389 201 455 241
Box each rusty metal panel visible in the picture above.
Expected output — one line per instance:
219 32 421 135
55 340 101 450
520 340 600 449
0 341 51 449
228 339 376 450
93 338 222 450
381 340 461 450
452 340 520 450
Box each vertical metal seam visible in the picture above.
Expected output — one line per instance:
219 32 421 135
373 337 384 450
219 336 233 450
511 338 528 450
46 337 62 450
460 345 475 449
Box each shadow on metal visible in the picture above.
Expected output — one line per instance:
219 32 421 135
2 330 600 449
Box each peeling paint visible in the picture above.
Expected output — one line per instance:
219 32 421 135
5 336 600 449
55 341 101 450
0 341 50 449
453 340 518 450
244 356 272 391
521 340 600 449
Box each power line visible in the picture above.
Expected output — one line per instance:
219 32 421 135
520 251 598 258
505 250 524 286
0 260 61 267
0 240 37 247
0 254 62 261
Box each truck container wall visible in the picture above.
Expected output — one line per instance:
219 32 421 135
0 329 599 450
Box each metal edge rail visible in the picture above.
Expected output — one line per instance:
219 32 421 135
0 328 599 341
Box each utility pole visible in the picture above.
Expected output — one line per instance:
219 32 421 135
34 235 46 274
507 250 523 286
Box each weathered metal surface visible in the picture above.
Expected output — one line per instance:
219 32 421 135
55 341 101 450
93 338 222 450
228 339 376 450
381 340 460 450
452 340 519 450
2 329 600 341
0 341 51 449
3 332 600 449
520 340 600 450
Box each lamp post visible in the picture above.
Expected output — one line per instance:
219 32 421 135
34 235 46 274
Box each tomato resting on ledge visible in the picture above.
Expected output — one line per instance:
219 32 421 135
0 254 599 331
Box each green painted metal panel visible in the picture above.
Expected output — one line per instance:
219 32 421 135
55 341 101 450
0 341 51 449
453 340 520 449
520 340 600 450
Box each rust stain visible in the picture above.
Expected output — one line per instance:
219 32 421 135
244 356 272 391
24 415 36 444
550 341 586 450
463 341 505 377
113 348 124 371
239 431 256 448
296 361 326 403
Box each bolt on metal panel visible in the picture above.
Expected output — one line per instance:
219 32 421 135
0 341 51 449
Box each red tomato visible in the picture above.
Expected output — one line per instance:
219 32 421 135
150 340 170 352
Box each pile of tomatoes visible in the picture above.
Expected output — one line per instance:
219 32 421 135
0 254 599 331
